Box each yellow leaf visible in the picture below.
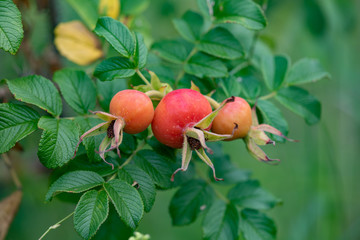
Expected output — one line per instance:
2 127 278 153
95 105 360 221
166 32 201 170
54 21 103 66
99 0 120 19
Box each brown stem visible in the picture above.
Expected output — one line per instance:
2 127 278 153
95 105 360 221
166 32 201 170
1 154 22 190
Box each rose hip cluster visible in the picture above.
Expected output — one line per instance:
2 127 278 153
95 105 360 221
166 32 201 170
75 85 293 180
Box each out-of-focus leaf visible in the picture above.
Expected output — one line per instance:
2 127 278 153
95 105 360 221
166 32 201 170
118 165 156 212
133 149 173 189
214 76 241 100
54 69 96 115
170 179 215 226
147 136 176 160
74 190 109 240
38 117 79 168
45 170 104 201
134 32 148 69
197 0 213 19
184 53 228 78
228 180 280 210
275 86 321 125
94 57 136 81
0 103 40 153
202 200 239 240
213 0 267 30
173 11 204 42
66 0 99 29
0 0 23 54
104 179 143 229
262 55 290 90
304 0 327 37
151 39 194 64
121 0 150 15
198 27 243 59
239 209 277 240
286 58 330 85
99 0 120 19
240 75 262 101
7 75 62 116
54 21 102 66
0 191 22 240
94 17 135 58
256 100 288 142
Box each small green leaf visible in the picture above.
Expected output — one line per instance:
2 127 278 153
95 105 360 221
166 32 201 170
213 0 267 30
197 0 213 19
7 75 62 116
173 11 204 42
104 179 144 229
94 57 136 81
147 136 177 160
54 69 96 115
185 53 228 78
202 200 239 240
170 179 215 226
151 39 194 64
96 79 127 112
133 149 173 189
228 180 280 210
256 100 288 142
240 76 262 101
74 190 109 240
0 0 24 54
66 0 99 29
275 86 321 125
45 170 104 201
286 58 330 85
0 103 40 153
198 27 243 59
94 17 135 57
240 209 277 240
134 32 148 69
38 117 79 168
118 165 156 212
262 55 290 90
215 76 241 100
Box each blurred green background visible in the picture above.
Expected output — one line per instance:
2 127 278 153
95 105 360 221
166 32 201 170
1 0 360 239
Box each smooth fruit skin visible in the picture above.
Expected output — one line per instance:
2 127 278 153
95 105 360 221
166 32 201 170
152 89 212 148
109 90 154 134
211 97 252 140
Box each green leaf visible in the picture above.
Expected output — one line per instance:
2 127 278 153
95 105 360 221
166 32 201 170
54 69 96 115
262 55 290 90
66 0 98 29
93 205 133 240
240 76 262 101
213 0 266 30
275 86 321 125
173 11 204 42
209 143 251 184
74 190 109 240
45 170 104 201
0 103 39 153
120 0 149 15
0 0 23 54
94 17 135 57
197 0 213 19
118 165 156 213
286 58 330 85
151 39 194 64
228 180 280 210
214 76 241 100
7 75 62 116
256 100 288 142
184 52 228 78
198 27 243 59
147 136 176 160
75 117 103 162
96 79 127 112
239 209 277 240
37 117 79 168
134 32 148 69
202 200 239 240
133 149 173 189
104 179 144 229
170 179 215 226
94 57 136 81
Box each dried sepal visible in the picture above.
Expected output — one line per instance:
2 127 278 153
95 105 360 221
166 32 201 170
171 134 192 181
194 148 223 181
245 137 280 164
